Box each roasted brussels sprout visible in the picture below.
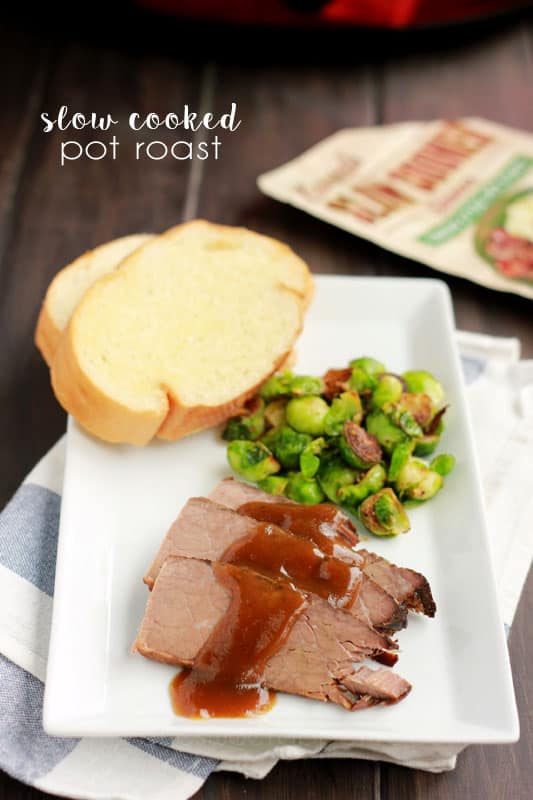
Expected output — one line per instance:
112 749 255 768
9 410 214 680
388 440 415 483
322 367 352 400
223 356 454 537
227 440 280 482
402 370 444 410
339 421 382 469
382 402 423 438
264 398 287 429
289 375 325 396
366 410 409 453
222 398 265 441
259 371 293 402
338 464 387 509
262 425 311 470
359 488 410 536
413 434 440 457
286 396 329 436
286 473 325 504
430 454 456 476
350 357 386 377
317 456 358 503
300 437 327 479
257 475 289 495
426 405 447 435
323 391 363 436
348 366 378 394
348 357 385 395
398 392 433 428
371 374 403 410
394 457 443 501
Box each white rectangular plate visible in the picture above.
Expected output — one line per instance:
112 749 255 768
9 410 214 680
44 276 519 742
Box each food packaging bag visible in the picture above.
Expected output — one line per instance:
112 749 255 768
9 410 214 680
259 118 533 300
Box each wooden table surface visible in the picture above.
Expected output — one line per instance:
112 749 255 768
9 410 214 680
1 5 532 799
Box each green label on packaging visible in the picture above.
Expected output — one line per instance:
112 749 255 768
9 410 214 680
419 155 533 246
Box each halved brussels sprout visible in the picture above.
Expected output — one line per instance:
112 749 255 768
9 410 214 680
258 475 289 496
394 457 443 501
300 437 327 479
348 357 385 395
430 454 456 476
227 440 280 482
338 464 387 509
289 375 325 397
339 421 382 469
222 398 266 441
382 402 423 438
259 371 293 402
262 425 312 470
286 473 325 504
413 434 440 457
359 488 410 536
398 392 433 428
350 357 386 376
317 456 358 503
388 440 415 483
371 374 403 410
402 370 444 410
365 410 409 454
323 391 363 436
264 397 287 429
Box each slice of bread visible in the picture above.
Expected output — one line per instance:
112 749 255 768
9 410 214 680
50 220 313 445
35 234 152 366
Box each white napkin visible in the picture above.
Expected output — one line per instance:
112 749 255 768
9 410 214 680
0 331 531 799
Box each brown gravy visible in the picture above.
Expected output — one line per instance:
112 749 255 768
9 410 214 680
237 500 359 555
171 563 306 719
223 522 361 609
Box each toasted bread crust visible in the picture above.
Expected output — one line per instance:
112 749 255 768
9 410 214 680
156 346 294 441
35 234 152 367
35 305 62 368
51 322 168 445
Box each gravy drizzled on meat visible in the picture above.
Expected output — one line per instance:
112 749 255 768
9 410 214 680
134 479 435 718
223 520 362 610
237 500 359 553
171 564 307 719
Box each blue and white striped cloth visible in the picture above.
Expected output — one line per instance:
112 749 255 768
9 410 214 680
1 332 532 798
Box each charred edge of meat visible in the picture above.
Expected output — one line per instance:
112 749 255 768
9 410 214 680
374 600 409 633
408 578 437 617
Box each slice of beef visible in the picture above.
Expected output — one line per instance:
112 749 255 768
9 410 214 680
209 478 359 547
145 496 362 589
144 497 270 589
210 480 434 622
134 557 410 710
337 666 411 707
208 477 290 509
358 549 436 617
356 577 408 633
145 497 405 634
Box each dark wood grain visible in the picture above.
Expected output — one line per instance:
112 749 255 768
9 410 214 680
1 6 532 800
0 26 201 507
195 758 377 800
